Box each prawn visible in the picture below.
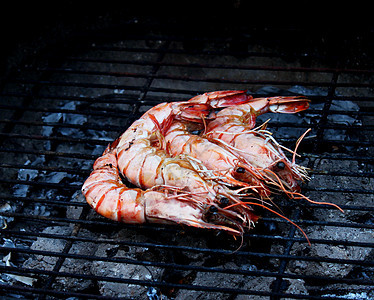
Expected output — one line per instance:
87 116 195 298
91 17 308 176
115 91 256 197
205 92 343 212
164 120 271 198
205 92 311 192
115 92 260 224
82 145 253 235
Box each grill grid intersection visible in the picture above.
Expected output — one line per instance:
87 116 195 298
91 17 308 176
0 18 373 299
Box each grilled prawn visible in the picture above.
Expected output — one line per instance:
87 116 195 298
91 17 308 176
114 91 260 225
115 92 253 201
205 92 311 193
165 120 270 197
82 145 252 235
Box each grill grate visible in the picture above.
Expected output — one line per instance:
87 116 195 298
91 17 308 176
0 17 373 299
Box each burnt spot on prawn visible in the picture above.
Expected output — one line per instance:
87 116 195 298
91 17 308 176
124 140 134 151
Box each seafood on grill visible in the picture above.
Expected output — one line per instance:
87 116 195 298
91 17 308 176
112 91 263 229
163 91 310 197
205 93 311 193
82 144 257 235
114 91 258 203
164 120 270 197
203 92 343 212
82 90 341 242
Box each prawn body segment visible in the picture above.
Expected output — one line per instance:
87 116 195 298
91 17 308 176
82 147 147 223
207 95 310 136
188 90 253 108
117 135 218 199
82 146 250 235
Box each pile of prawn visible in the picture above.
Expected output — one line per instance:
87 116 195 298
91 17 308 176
82 90 342 244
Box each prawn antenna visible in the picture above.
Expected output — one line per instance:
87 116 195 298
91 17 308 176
292 128 311 165
230 233 245 254
290 192 344 213
252 119 270 131
200 112 208 136
148 113 167 151
224 201 311 246
262 168 344 213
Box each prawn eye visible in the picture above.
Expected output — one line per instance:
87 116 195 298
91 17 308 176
276 161 286 170
236 167 245 173
220 197 229 207
209 205 218 213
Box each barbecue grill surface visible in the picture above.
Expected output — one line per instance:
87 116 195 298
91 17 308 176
0 10 373 300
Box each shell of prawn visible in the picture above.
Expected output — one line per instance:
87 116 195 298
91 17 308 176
165 120 271 198
82 146 247 235
114 95 261 227
205 92 344 218
205 92 311 192
115 102 216 196
115 94 259 200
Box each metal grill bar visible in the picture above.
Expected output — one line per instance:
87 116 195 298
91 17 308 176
0 283 364 300
2 91 374 106
2 180 374 198
1 258 373 288
0 17 373 299
7 77 374 91
2 228 374 249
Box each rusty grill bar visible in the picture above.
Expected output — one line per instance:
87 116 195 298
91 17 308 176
0 17 373 299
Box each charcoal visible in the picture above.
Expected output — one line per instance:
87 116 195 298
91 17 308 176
90 230 162 299
308 283 374 299
23 226 98 292
174 262 245 300
283 278 308 296
289 226 373 278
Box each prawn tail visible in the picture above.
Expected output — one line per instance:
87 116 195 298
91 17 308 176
266 96 311 113
178 103 212 123
148 112 174 138
189 90 253 108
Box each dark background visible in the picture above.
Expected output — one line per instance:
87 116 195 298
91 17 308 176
0 0 373 82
